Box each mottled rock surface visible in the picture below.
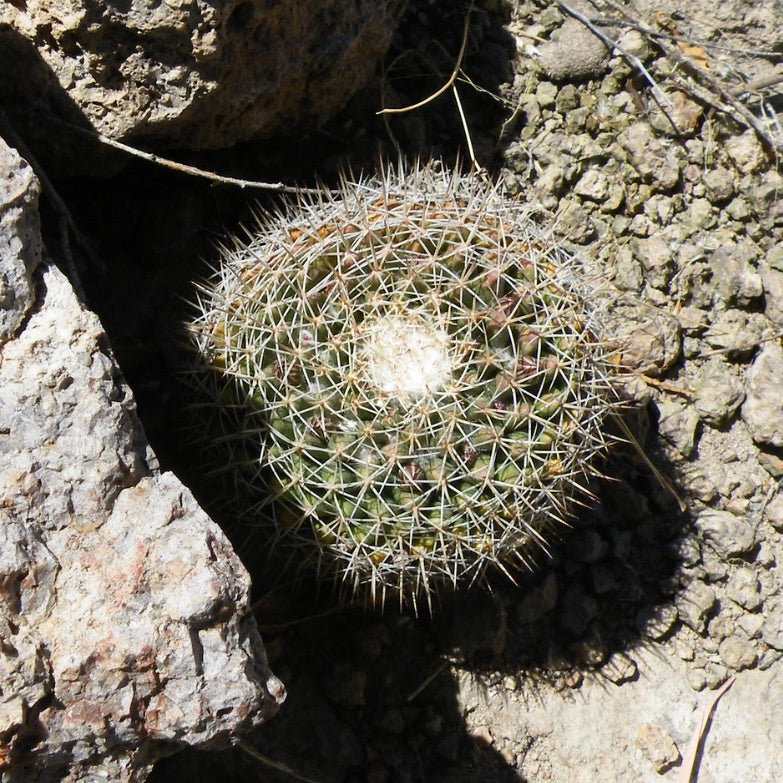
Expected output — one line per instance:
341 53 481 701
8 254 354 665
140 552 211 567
0 0 407 152
0 142 39 341
0 138 283 781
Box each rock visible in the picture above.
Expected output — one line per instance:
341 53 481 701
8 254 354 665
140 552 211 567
737 612 764 639
618 123 681 192
694 359 745 426
726 196 752 221
648 91 703 136
765 492 783 531
612 245 643 292
615 29 652 61
600 652 638 684
633 235 675 290
517 572 558 624
535 80 558 108
555 198 596 243
726 129 766 174
635 723 680 773
695 509 756 559
0 137 284 781
750 171 783 226
675 579 716 633
0 140 39 342
606 301 681 376
635 605 678 641
704 309 765 360
741 343 783 447
726 566 762 611
684 197 717 231
555 83 579 113
559 586 597 637
574 167 609 201
676 305 709 334
0 0 407 155
563 528 609 564
719 636 757 671
761 600 783 650
759 265 783 327
702 167 735 203
656 400 699 458
536 18 609 82
709 245 763 307
768 242 783 272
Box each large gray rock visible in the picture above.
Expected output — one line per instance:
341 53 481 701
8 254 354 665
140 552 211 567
0 0 407 152
0 137 284 781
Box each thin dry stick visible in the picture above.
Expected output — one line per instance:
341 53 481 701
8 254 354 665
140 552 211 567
731 72 783 96
613 414 687 513
254 602 358 632
406 660 450 703
235 740 323 783
451 84 479 170
676 674 736 783
638 374 695 399
377 1 474 115
42 115 328 195
650 35 781 151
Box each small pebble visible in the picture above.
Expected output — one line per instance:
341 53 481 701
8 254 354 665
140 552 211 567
719 636 757 671
764 492 783 531
741 343 783 447
726 129 766 173
704 309 764 359
695 508 756 558
726 566 762 611
694 359 745 426
675 579 716 633
702 167 735 203
600 652 638 684
635 604 678 640
517 571 558 624
536 18 609 81
634 235 675 290
636 723 681 773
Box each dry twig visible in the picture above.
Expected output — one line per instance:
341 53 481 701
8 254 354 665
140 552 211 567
377 1 474 116
39 114 328 196
235 740 323 783
676 675 736 783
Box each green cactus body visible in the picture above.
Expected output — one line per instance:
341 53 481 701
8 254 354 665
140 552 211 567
189 165 617 604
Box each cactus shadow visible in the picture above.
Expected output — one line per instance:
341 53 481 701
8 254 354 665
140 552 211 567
425 405 692 685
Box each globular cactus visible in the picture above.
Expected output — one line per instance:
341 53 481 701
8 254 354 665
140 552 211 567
187 164 618 606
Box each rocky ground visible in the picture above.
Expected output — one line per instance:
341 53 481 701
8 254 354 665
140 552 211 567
25 0 783 781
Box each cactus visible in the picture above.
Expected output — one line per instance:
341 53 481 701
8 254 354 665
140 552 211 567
187 164 618 606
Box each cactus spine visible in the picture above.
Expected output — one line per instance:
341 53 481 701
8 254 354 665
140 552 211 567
188 164 617 605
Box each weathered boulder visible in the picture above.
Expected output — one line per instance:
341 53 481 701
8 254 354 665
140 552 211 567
0 137 284 781
0 0 407 153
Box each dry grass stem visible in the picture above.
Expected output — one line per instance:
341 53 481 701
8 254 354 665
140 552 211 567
676 674 736 783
